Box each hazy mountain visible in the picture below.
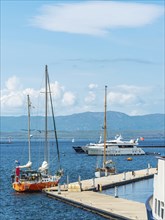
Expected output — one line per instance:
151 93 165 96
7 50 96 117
0 111 164 132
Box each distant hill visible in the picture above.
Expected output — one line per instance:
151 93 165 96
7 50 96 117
0 111 164 133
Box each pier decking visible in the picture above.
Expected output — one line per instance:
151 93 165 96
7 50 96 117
44 168 157 219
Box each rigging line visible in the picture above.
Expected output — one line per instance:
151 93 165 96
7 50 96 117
47 71 61 169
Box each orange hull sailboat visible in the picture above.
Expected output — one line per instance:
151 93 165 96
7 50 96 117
13 182 58 192
12 172 60 192
12 168 61 192
12 66 63 192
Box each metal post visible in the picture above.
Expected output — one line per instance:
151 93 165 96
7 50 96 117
67 175 69 189
146 168 149 175
78 175 81 184
93 178 95 187
78 175 82 191
58 183 61 194
114 186 118 198
123 172 126 180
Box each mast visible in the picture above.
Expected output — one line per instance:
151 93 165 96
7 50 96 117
47 73 61 169
103 85 107 168
45 65 48 163
27 95 31 163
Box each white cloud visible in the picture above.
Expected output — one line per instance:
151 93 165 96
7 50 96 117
85 91 96 104
49 81 64 100
31 1 164 36
5 76 21 91
62 92 76 106
108 92 138 105
105 84 159 115
116 84 152 94
1 75 163 116
23 88 39 98
107 84 151 107
88 83 98 89
1 92 24 108
1 77 76 115
129 110 144 116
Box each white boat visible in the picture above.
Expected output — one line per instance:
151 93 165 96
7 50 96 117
73 134 145 156
95 86 116 178
87 135 145 156
81 135 103 153
146 156 165 220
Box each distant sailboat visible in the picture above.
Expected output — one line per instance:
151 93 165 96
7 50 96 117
72 138 75 143
95 86 116 178
0 136 12 144
12 65 63 192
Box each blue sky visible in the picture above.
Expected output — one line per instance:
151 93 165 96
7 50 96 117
1 0 164 116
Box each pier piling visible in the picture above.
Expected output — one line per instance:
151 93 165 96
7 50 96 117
114 186 118 198
58 183 61 194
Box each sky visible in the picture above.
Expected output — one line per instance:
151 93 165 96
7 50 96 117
1 0 165 117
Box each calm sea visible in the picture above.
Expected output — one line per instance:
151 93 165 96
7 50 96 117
0 139 165 220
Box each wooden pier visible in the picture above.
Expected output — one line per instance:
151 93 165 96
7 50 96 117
44 168 157 220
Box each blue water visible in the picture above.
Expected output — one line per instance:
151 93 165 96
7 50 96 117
0 139 165 220
103 178 154 203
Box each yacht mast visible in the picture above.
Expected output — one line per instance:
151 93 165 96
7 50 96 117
45 65 48 163
27 94 31 163
103 85 107 168
47 73 61 169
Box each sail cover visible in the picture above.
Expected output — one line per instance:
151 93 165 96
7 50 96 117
19 161 32 169
38 161 48 172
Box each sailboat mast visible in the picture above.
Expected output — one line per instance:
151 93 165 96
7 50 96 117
103 85 107 168
47 73 61 169
27 94 31 163
45 65 48 162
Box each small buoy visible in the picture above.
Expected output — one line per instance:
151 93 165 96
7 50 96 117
127 157 132 161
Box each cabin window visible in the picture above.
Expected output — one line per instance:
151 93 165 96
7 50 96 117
158 200 160 216
118 145 133 148
155 199 157 214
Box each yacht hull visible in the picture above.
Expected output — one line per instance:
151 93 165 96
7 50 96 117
72 146 85 153
12 180 59 192
88 147 145 156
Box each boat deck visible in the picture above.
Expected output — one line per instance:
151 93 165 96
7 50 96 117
44 168 157 219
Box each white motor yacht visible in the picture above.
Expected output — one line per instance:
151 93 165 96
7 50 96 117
87 135 145 156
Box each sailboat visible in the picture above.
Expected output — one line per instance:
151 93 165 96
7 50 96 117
12 65 63 192
95 86 116 178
